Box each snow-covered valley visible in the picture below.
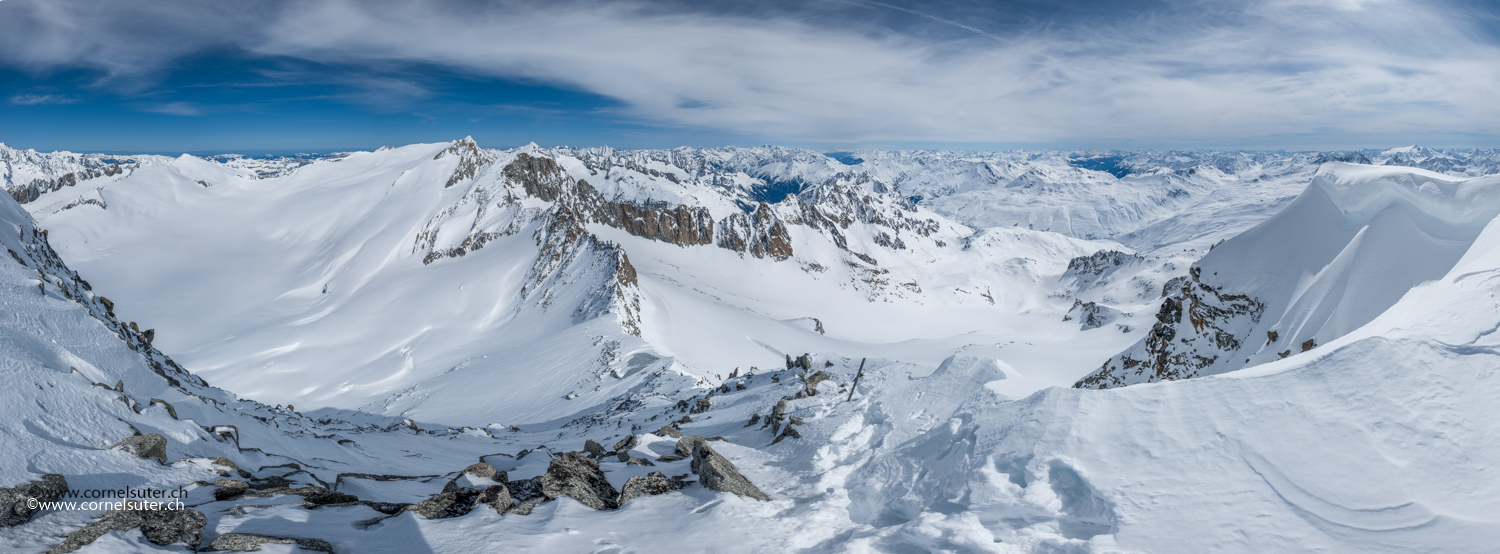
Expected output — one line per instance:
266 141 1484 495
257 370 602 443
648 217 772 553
1 140 1498 553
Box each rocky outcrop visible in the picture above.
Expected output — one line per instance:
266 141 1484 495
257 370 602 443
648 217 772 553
110 433 168 464
48 503 207 553
584 439 609 459
617 471 688 506
690 442 770 501
208 533 334 552
656 425 683 439
803 371 830 396
675 435 708 458
411 484 511 519
539 451 620 510
9 164 125 204
7 223 202 389
1063 250 1145 292
1077 267 1265 389
212 479 249 501
0 474 68 527
717 202 793 260
1064 299 1123 330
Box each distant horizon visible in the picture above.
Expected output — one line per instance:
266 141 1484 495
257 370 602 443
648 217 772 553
3 139 1495 159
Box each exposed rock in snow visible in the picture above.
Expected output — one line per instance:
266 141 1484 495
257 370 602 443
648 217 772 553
48 503 207 553
539 451 619 510
109 433 168 464
208 533 335 552
690 442 770 501
0 474 67 527
617 471 687 506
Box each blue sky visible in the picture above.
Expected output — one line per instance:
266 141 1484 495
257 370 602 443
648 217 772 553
2 0 1499 153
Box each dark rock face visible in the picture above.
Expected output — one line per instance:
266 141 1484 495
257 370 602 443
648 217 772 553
617 471 687 506
410 484 505 519
1063 250 1146 292
209 533 334 552
48 503 207 553
717 203 794 260
476 485 514 513
412 489 478 519
0 474 68 527
1077 268 1266 389
612 435 637 453
584 439 609 459
540 452 620 510
690 442 770 501
111 433 168 464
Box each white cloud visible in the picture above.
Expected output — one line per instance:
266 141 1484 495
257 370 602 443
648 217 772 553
1 0 1497 146
9 93 75 105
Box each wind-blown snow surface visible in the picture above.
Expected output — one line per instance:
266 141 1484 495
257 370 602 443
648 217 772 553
4 140 1500 553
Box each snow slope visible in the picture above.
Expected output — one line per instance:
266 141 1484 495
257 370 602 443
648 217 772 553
26 139 1152 425
6 140 1500 553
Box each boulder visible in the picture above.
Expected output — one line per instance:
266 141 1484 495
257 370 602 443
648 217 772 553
624 457 655 466
410 489 483 519
208 457 251 478
476 484 514 514
656 425 683 438
212 479 249 501
47 502 207 553
612 435 637 452
674 435 707 458
443 463 505 492
502 476 545 515
745 413 761 427
0 474 68 527
110 433 167 464
208 533 334 552
617 471 685 505
539 452 619 510
691 443 770 501
803 371 830 396
584 439 609 459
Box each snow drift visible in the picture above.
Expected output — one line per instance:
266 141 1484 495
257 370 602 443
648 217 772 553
1079 162 1500 388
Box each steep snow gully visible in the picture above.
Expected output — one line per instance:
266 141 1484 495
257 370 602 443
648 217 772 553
0 140 1497 553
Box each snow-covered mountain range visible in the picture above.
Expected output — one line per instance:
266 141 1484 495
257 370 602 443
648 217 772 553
1 139 1498 552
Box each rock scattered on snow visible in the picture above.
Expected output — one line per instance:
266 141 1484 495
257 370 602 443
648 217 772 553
803 370 830 396
48 502 207 553
617 471 688 505
690 442 770 501
208 533 334 552
110 433 168 464
212 479 249 501
0 474 68 527
657 425 683 438
584 439 608 459
539 451 619 510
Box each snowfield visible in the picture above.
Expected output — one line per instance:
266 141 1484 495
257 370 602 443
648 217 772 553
0 140 1497 553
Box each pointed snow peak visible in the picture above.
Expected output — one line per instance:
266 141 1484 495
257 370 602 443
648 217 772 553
518 142 541 154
